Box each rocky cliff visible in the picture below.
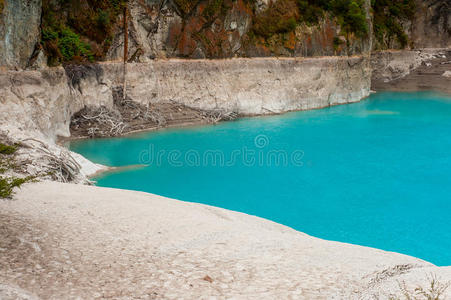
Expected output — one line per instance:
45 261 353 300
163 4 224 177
410 0 450 48
1 0 448 68
107 0 372 61
0 0 42 69
372 0 450 50
0 0 375 67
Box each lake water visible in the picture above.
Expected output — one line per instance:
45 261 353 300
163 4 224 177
69 92 451 266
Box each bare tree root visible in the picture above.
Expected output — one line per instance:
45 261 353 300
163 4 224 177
203 110 238 123
18 138 84 183
72 106 127 138
70 88 239 138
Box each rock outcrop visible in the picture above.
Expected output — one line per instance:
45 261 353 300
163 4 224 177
0 0 42 69
0 66 113 141
410 0 450 48
106 0 373 61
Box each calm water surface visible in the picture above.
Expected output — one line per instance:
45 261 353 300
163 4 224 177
70 92 451 266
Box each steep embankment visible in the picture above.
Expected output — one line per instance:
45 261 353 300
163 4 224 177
0 56 371 142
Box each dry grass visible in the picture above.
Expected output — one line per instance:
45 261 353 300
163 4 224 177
395 274 450 300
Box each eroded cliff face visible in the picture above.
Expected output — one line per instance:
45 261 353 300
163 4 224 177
0 0 374 67
121 57 370 114
107 0 372 61
0 0 42 69
372 0 450 50
410 0 450 48
0 57 370 141
1 0 448 68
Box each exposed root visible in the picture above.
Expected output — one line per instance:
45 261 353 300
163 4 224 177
73 106 127 138
70 88 239 139
18 138 83 183
203 110 238 123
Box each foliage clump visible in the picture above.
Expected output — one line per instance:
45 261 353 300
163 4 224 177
0 142 32 199
0 177 32 199
173 0 202 16
329 0 368 38
372 0 416 49
43 26 94 64
252 0 299 39
249 0 368 53
0 143 17 155
41 0 127 66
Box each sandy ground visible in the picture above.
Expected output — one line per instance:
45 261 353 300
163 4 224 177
1 182 450 299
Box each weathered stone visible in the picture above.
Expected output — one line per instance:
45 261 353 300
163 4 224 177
410 0 450 48
0 0 42 69
0 56 370 142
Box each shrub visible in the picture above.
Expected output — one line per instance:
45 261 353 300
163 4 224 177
203 0 225 19
252 0 299 38
42 28 59 41
296 0 326 24
0 143 17 155
0 176 32 199
96 9 110 29
329 0 368 38
251 0 368 47
372 0 415 48
333 36 344 50
174 0 200 15
58 27 94 62
41 0 127 65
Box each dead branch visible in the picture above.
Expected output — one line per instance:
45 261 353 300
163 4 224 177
19 138 82 183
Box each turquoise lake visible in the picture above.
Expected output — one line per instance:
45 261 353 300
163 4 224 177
69 92 451 266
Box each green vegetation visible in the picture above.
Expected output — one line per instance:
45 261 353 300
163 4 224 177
372 0 416 48
0 142 32 199
252 0 299 38
0 0 4 15
173 0 202 16
0 176 32 199
251 0 368 45
203 0 229 20
0 143 17 155
333 36 344 50
43 26 94 63
41 0 127 65
38 0 417 62
329 0 368 38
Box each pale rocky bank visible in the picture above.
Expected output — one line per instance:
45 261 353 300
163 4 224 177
1 181 451 299
0 55 372 181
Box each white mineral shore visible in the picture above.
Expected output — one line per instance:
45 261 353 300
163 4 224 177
1 181 450 299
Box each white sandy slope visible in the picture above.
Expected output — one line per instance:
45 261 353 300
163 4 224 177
0 182 450 299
